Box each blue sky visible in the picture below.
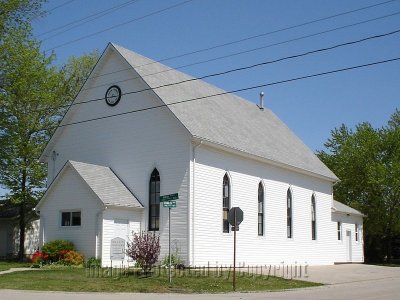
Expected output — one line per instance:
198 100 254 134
1 0 399 196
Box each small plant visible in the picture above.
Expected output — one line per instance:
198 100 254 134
161 254 184 268
126 231 160 273
62 250 84 266
41 240 75 262
86 257 101 267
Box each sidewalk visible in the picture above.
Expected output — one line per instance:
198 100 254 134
303 264 400 284
0 268 38 275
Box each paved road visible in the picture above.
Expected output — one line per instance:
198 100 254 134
1 265 399 300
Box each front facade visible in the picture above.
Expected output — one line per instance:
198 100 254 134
35 43 363 267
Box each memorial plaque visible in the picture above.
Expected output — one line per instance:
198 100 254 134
110 237 125 260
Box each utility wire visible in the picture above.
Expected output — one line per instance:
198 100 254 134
32 0 77 20
44 0 195 52
52 57 400 130
76 22 400 97
38 0 140 40
83 0 400 82
45 0 77 14
33 28 400 113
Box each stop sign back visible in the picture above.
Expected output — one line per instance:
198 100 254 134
228 207 244 226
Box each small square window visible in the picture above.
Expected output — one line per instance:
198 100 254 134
61 211 81 227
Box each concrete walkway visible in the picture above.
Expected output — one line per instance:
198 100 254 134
0 268 37 275
304 264 400 284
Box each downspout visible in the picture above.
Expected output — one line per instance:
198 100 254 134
33 209 43 249
96 206 106 259
191 140 202 266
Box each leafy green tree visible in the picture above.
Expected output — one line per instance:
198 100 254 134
318 109 400 262
0 1 98 261
0 27 65 260
0 0 44 36
58 50 100 105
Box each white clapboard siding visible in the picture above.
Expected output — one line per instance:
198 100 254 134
101 207 142 267
38 165 102 258
190 145 337 266
331 213 364 263
44 49 191 264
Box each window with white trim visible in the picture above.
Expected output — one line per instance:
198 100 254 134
149 168 160 231
337 222 342 240
61 211 81 226
355 224 359 242
311 194 316 240
222 174 230 233
258 182 264 236
287 188 292 238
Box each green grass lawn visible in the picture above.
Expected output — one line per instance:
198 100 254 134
0 267 320 293
0 261 31 272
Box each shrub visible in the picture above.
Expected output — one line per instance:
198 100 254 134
31 251 49 264
161 254 184 268
126 231 160 273
62 250 84 266
41 240 75 262
86 257 101 267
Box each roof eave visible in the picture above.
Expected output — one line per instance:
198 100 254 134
192 137 339 183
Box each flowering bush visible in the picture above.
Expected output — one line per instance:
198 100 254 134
41 240 75 262
62 250 84 266
31 251 49 264
126 231 160 273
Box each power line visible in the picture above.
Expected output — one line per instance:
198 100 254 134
38 0 140 40
83 0 400 82
82 12 400 93
34 28 400 113
52 56 400 130
46 0 77 14
44 0 195 52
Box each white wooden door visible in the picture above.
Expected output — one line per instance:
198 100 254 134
346 230 352 262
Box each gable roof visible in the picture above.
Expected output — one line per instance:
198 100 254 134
36 160 143 210
41 43 338 182
113 43 338 181
332 200 364 217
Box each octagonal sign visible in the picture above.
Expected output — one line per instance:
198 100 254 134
228 207 244 226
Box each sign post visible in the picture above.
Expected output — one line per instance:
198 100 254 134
228 207 244 291
160 193 179 285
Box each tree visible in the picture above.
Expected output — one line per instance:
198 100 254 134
0 1 98 261
318 109 400 262
126 231 161 273
0 27 65 260
0 0 44 36
58 50 99 105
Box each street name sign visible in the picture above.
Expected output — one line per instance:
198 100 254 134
163 200 177 208
159 193 179 202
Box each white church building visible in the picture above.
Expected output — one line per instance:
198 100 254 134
35 43 364 267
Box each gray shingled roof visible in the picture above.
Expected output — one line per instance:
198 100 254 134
332 200 364 217
113 43 338 181
68 161 143 209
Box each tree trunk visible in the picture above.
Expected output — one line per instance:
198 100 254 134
18 167 27 261
18 202 25 261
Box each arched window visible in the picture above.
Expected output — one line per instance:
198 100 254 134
287 188 292 238
149 169 160 231
222 174 230 233
311 194 316 240
258 182 264 236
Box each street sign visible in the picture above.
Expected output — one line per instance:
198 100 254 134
228 206 243 292
228 207 244 226
163 200 177 208
159 193 179 202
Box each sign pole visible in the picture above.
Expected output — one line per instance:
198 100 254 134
233 209 236 291
169 207 172 285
